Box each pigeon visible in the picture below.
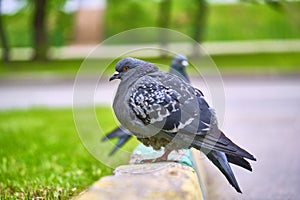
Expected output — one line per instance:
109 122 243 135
109 57 256 193
102 55 190 155
169 54 189 83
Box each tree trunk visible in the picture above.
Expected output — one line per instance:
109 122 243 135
0 0 10 62
32 0 48 61
157 0 172 58
191 0 208 56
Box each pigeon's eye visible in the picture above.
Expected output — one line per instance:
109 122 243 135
124 66 130 71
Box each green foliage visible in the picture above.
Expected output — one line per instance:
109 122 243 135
3 3 74 47
47 11 75 47
3 11 32 47
2 2 300 47
105 0 157 35
104 1 300 42
0 107 136 199
206 2 300 41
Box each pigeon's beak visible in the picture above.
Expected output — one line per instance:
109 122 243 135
109 72 121 81
181 60 189 67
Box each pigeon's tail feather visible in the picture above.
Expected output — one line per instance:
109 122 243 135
101 127 132 155
193 126 256 161
108 134 132 156
226 154 252 171
101 127 128 141
206 150 242 193
207 151 242 193
215 130 256 161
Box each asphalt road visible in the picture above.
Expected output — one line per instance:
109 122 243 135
201 76 300 200
1 75 300 199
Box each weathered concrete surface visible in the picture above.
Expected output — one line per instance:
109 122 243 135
74 144 206 200
75 163 204 200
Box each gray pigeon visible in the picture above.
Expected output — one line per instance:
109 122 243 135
109 57 256 193
102 55 190 155
169 54 189 82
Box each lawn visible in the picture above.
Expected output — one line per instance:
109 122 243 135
0 107 137 199
210 52 300 74
0 52 299 78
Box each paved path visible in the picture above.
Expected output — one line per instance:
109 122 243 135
1 75 300 199
0 76 119 109
202 76 300 199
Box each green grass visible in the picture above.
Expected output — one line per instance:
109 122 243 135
0 107 138 199
0 59 84 78
0 52 299 78
211 52 300 74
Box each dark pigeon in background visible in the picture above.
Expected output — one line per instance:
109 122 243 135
169 54 189 82
109 57 256 193
102 55 190 155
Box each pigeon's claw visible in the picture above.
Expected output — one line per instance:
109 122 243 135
141 150 172 163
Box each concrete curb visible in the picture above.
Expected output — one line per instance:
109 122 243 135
74 148 207 200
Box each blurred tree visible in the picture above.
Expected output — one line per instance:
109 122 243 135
32 0 48 60
157 0 172 57
191 0 208 56
0 0 10 62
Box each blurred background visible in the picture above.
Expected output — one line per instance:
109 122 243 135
0 0 300 199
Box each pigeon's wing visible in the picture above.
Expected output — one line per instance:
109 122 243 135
164 82 255 160
192 127 256 161
195 93 214 133
129 76 209 137
129 82 183 132
189 91 256 161
129 77 212 137
129 74 256 161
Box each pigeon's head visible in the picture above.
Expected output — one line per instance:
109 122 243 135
171 55 189 71
109 57 158 81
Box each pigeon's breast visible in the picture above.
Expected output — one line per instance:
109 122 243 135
113 79 158 137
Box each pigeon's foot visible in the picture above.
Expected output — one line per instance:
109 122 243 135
141 150 172 163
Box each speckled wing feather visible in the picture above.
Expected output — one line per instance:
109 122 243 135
127 71 213 135
129 82 182 132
